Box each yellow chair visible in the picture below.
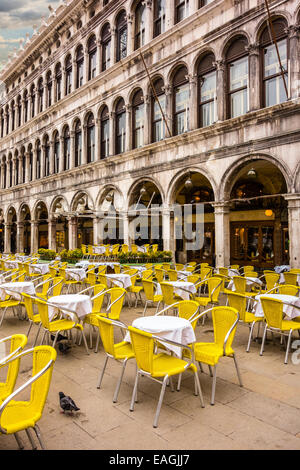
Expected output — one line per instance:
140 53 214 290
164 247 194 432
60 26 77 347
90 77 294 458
49 265 58 278
175 264 184 271
128 326 204 428
141 269 153 281
131 244 138 254
23 293 44 346
82 284 107 349
259 297 300 364
152 244 158 253
194 277 222 308
227 292 264 352
263 272 280 292
192 306 243 405
33 297 90 355
0 345 57 449
155 300 200 331
154 267 165 283
168 269 178 281
59 268 82 294
111 244 120 256
200 266 212 281
0 334 28 402
283 272 298 286
121 244 129 254
41 276 64 300
97 317 135 403
34 275 52 301
0 288 23 328
84 266 97 287
160 281 184 307
187 274 201 284
127 272 143 307
232 276 259 297
142 280 163 316
243 265 255 275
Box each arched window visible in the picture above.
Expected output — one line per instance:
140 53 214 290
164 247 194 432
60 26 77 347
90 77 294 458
17 95 22 127
55 63 62 101
116 11 127 62
46 71 52 107
0 109 4 138
76 45 84 88
197 53 217 127
9 158 13 187
88 35 97 79
151 77 166 142
173 65 189 135
260 17 288 107
154 0 166 38
132 89 144 149
115 98 126 154
226 36 249 118
63 127 70 171
101 24 111 72
135 2 146 50
38 78 44 113
11 101 15 132
65 55 72 95
30 84 35 118
86 113 95 163
44 135 50 177
3 158 6 188
24 91 28 123
36 140 41 179
175 0 189 24
74 120 82 167
100 106 110 159
54 132 60 174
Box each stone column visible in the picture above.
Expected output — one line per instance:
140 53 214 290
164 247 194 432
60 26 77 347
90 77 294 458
72 59 77 93
190 0 199 13
68 217 78 250
61 68 66 99
48 218 57 251
17 222 24 254
125 104 132 152
110 28 117 66
285 195 300 268
6 159 10 188
97 39 102 74
143 95 151 146
123 213 129 246
162 207 172 252
4 223 11 253
246 43 260 112
43 81 48 110
145 0 153 44
95 118 101 161
41 144 46 178
70 131 75 169
188 73 198 131
127 14 134 56
93 217 100 245
25 151 30 183
213 60 226 122
32 146 37 181
163 84 173 138
30 221 39 254
165 1 175 29
12 157 16 187
49 140 55 175
287 25 300 100
0 162 4 188
212 202 230 268
109 111 116 157
59 136 64 173
84 49 89 85
21 99 25 126
82 125 88 165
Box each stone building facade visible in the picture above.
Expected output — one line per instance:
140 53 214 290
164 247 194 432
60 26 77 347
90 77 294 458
0 0 300 269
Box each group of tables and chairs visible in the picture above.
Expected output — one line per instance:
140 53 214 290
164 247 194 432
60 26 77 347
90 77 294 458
81 243 159 261
1 252 300 445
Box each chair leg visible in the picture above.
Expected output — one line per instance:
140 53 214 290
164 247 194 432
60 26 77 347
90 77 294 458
0 307 8 328
95 331 101 353
208 365 213 377
40 330 47 345
211 365 217 405
130 370 140 412
14 432 24 450
113 359 128 403
143 300 148 317
246 322 255 353
33 424 46 450
25 428 37 450
285 330 293 365
233 354 243 386
194 371 205 408
153 375 168 428
33 323 42 347
259 324 268 356
97 356 109 389
177 373 182 391
80 329 90 355
26 320 33 338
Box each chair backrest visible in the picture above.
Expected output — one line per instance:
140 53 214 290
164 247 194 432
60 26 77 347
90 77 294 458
152 244 158 253
98 274 108 287
38 275 52 296
34 298 51 329
284 272 298 286
142 279 155 301
92 284 107 313
187 274 201 284
142 269 153 280
58 267 66 279
0 334 28 400
97 317 127 358
168 269 178 281
121 244 129 254
226 292 247 322
264 272 280 291
128 326 154 374
260 297 283 329
201 266 212 280
230 265 239 270
160 282 177 305
23 263 31 276
49 266 58 278
219 267 229 277
177 300 199 330
175 264 184 271
244 265 255 274
290 269 300 274
51 277 64 297
155 268 165 283
277 285 300 296
113 264 121 274
97 265 106 274
12 270 26 282
81 244 87 256
208 277 222 303
22 293 36 321
131 244 138 254
212 306 239 355
88 245 94 255
105 287 126 320
162 263 171 271
233 276 246 294
112 245 120 255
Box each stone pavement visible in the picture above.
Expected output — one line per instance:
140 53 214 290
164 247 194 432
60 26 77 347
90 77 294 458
1 294 300 451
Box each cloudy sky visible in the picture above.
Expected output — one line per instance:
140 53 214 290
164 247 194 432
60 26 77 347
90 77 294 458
0 0 61 69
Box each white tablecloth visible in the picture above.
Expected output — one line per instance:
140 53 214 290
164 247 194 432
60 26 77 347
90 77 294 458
4 261 19 270
227 277 263 292
75 261 120 270
125 315 196 357
65 268 86 281
156 281 197 300
29 264 50 275
254 294 300 319
93 246 107 254
0 281 35 301
48 294 92 321
177 271 192 280
106 274 132 289
137 246 147 253
275 265 290 274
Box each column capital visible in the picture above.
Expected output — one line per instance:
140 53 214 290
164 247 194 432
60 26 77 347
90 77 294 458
285 25 300 39
211 201 231 213
212 60 226 72
245 43 260 56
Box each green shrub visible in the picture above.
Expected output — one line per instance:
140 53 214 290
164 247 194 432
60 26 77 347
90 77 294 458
38 249 57 261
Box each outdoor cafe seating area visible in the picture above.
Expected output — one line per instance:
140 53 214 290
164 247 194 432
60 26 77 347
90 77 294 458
0 245 300 449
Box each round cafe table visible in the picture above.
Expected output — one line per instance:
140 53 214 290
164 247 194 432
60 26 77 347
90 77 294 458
106 274 132 289
254 293 300 319
156 281 197 300
29 263 50 275
47 294 92 322
125 315 196 358
65 268 87 281
0 281 35 301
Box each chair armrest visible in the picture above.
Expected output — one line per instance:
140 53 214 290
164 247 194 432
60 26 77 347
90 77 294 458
223 311 240 356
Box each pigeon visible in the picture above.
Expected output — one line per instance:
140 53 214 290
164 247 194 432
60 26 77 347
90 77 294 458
59 392 80 414
58 342 71 354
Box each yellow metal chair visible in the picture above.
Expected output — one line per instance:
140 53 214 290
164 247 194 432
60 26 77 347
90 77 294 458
131 244 138 254
0 334 28 402
128 326 204 428
37 276 64 300
97 317 135 403
0 288 23 328
175 263 184 271
259 297 300 364
0 345 57 450
194 277 222 308
33 297 90 355
154 267 165 283
168 269 178 281
142 280 163 316
263 272 280 293
232 276 259 297
121 244 129 254
49 265 58 278
152 244 158 253
23 293 44 346
82 284 107 349
187 274 201 284
283 272 298 286
59 268 82 294
34 275 52 300
141 269 153 281
192 306 243 405
243 265 255 275
227 291 264 352
160 281 184 307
